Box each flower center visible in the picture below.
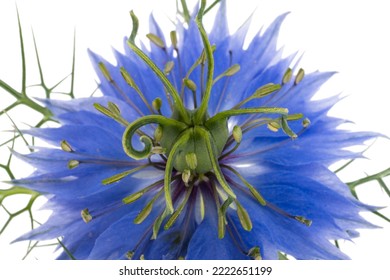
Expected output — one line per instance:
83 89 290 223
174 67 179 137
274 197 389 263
159 108 229 174
83 1 313 244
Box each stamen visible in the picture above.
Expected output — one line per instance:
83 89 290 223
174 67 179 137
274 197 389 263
267 120 280 132
152 98 162 114
294 68 305 85
146 33 165 49
222 164 267 206
281 115 298 139
211 181 226 239
81 208 92 223
164 185 194 230
164 61 174 75
267 202 312 227
98 62 113 82
282 68 293 85
60 140 74 153
295 216 313 227
219 126 242 160
120 67 154 114
126 251 135 260
107 102 121 116
152 208 169 240
213 64 240 85
67 159 79 169
122 177 171 205
93 102 130 127
247 246 262 260
151 146 166 155
220 196 234 217
134 188 164 224
302 117 311 128
235 200 252 231
170 31 178 50
179 48 205 100
233 83 281 109
150 175 181 239
181 169 192 186
232 125 242 144
183 78 198 108
102 164 149 185
98 62 144 117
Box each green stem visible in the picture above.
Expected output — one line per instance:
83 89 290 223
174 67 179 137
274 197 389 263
347 167 390 189
16 7 27 96
197 126 236 199
164 131 191 214
194 0 215 124
128 11 189 124
204 0 222 15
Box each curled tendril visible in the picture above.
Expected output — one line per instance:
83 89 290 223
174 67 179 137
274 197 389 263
122 115 187 159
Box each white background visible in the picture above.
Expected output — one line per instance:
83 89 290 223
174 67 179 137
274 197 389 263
0 0 389 261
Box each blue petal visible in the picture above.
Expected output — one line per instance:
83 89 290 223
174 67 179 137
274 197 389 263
186 189 249 260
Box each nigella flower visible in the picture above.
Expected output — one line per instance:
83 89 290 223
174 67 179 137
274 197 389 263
14 1 377 260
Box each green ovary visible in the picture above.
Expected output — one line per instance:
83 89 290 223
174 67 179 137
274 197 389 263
160 110 229 174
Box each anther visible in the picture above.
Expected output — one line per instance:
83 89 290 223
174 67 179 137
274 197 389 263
235 200 252 231
281 116 298 139
122 191 144 204
107 102 121 115
170 31 178 50
302 118 311 128
213 64 240 85
164 185 193 230
152 97 162 113
183 78 197 92
67 159 80 169
164 61 174 75
151 146 166 155
134 189 163 224
134 200 154 224
102 165 149 185
232 125 242 143
182 169 191 186
233 83 281 109
152 209 169 240
98 62 113 83
295 216 312 227
81 208 92 223
94 103 129 127
294 68 305 85
247 246 262 260
267 121 280 132
126 251 135 260
282 68 293 85
60 140 74 153
146 33 165 49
